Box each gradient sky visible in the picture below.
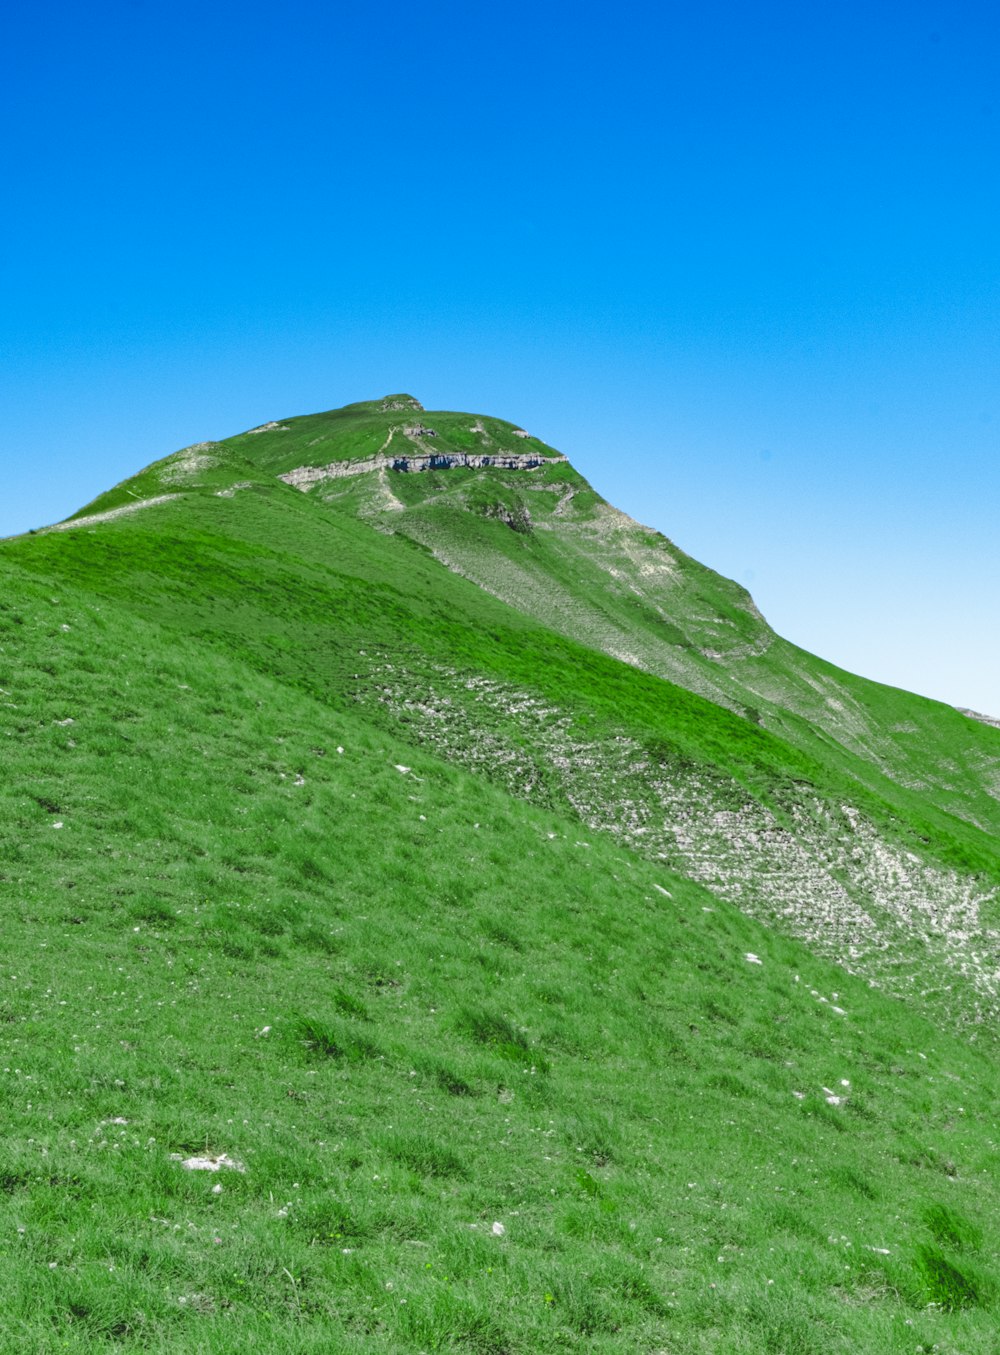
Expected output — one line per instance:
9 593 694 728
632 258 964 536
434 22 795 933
2 1 998 714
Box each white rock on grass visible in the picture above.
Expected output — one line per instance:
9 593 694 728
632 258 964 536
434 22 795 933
170 1152 245 1173
366 663 1000 1023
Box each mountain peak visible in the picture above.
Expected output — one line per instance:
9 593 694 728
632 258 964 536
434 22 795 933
340 393 424 414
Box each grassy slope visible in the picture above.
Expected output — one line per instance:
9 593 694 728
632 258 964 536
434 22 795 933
64 399 557 524
7 473 1000 1038
16 474 1000 894
0 563 998 1353
336 431 1000 842
54 391 1000 846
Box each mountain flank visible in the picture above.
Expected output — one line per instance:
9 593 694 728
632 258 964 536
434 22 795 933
1 395 998 1352
15 396 1000 1024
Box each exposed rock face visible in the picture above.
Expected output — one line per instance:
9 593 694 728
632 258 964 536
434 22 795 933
244 421 289 435
359 660 1000 1026
380 396 424 411
279 451 567 490
958 707 1000 730
480 502 533 534
159 445 219 483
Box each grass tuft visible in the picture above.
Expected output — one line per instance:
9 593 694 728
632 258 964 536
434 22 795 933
288 1015 382 1064
912 1244 992 1311
922 1202 983 1252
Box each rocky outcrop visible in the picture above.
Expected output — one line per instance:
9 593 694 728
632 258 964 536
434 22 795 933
958 707 1000 730
244 421 289 435
279 451 567 491
480 502 533 534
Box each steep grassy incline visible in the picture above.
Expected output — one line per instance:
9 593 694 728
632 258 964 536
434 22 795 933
7 453 1000 1031
0 562 998 1353
63 396 559 526
303 416 1000 842
51 393 1000 850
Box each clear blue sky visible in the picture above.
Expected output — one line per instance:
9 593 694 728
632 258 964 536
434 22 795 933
2 1 998 714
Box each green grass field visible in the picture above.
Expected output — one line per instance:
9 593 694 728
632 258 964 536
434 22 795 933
1 398 997 1351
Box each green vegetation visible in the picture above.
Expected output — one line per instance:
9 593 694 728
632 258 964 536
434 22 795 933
0 396 997 1350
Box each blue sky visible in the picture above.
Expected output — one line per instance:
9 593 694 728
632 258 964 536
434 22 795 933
2 1 998 713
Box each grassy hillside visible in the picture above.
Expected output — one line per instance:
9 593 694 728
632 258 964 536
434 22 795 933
65 394 1000 842
10 412 1000 1028
318 415 1000 842
1 396 998 1350
53 391 1000 834
0 563 998 1352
